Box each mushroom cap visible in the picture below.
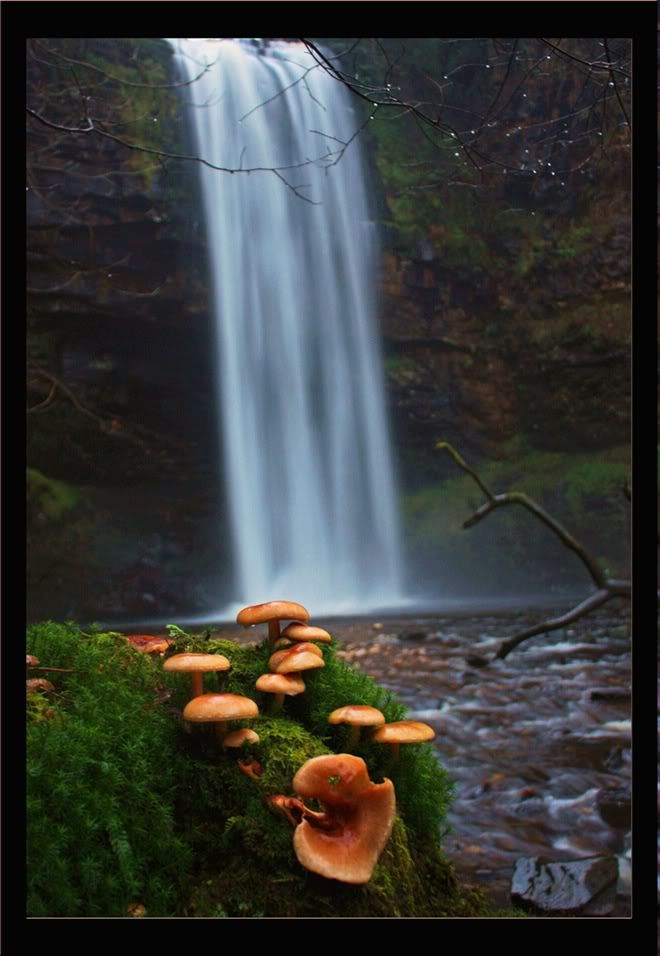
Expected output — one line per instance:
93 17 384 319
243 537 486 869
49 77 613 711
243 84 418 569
256 672 305 696
328 705 386 728
281 623 332 644
183 693 258 722
269 642 323 671
125 635 173 654
236 600 309 627
26 678 55 694
271 646 325 675
223 728 260 748
163 653 231 673
292 754 396 884
371 721 436 744
26 655 40 667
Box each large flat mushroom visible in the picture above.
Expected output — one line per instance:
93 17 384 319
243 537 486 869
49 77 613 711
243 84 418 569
236 601 309 647
290 754 396 884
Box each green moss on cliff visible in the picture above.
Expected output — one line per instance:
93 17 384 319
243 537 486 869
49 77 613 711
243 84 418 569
402 442 630 592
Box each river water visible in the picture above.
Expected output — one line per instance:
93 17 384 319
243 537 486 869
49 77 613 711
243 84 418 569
216 600 631 916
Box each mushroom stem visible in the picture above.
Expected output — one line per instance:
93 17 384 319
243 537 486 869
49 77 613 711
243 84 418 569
384 743 401 773
191 672 204 699
214 720 229 747
238 757 262 781
268 620 281 646
345 725 361 752
302 806 334 831
270 693 285 715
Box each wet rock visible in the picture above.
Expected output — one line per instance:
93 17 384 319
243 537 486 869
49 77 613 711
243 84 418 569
511 855 618 915
595 789 630 830
397 630 428 642
466 655 489 668
587 687 629 702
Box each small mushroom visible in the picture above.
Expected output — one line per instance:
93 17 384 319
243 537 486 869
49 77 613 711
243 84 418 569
371 720 436 771
237 757 263 781
255 672 305 714
223 728 262 778
26 678 55 695
236 600 309 646
163 652 231 699
281 623 332 645
290 754 396 884
270 644 325 676
328 705 385 752
268 642 323 671
182 693 258 747
223 728 260 749
125 634 173 656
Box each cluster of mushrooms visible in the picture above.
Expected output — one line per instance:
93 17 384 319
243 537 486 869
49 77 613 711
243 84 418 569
129 600 436 886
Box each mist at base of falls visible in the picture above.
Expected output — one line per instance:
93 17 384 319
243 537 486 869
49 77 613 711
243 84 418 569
169 38 407 618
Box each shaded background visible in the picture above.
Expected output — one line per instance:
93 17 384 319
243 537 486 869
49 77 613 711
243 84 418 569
26 37 631 624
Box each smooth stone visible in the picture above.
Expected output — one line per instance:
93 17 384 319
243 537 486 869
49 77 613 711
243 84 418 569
510 855 618 915
397 630 428 642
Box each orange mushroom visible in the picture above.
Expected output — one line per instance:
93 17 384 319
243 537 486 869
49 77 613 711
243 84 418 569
125 634 173 656
268 642 323 671
371 721 436 771
163 652 231 699
269 644 324 675
183 692 258 747
328 705 385 752
281 623 332 645
255 672 305 713
236 600 309 646
275 753 396 884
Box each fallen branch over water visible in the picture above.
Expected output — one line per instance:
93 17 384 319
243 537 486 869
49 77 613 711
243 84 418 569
436 441 631 660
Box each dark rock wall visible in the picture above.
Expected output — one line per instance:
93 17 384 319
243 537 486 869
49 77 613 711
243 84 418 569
26 38 631 620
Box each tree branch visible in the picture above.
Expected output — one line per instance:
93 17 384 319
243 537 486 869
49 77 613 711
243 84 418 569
436 441 630 660
495 588 614 659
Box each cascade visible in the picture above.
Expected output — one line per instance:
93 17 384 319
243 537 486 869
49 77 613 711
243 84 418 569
169 39 405 616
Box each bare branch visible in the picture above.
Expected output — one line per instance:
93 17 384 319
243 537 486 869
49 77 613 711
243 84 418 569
436 441 631 659
495 589 615 660
33 39 216 90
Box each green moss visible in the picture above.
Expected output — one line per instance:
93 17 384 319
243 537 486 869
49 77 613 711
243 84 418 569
28 621 522 917
27 621 192 916
403 442 630 591
27 468 80 521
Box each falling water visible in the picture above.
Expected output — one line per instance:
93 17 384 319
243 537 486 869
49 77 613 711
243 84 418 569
169 39 405 617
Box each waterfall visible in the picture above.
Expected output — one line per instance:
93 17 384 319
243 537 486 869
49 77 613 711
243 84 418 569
169 39 405 617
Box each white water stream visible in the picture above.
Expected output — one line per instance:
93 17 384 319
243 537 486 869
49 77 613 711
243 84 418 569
169 39 405 618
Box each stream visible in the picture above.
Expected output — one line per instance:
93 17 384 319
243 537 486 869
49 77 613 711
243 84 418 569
214 600 631 916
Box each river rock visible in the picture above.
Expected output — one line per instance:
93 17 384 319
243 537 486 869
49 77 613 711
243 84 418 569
397 630 428 642
595 789 630 830
510 855 618 915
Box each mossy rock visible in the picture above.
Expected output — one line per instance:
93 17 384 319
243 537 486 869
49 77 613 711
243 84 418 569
27 621 525 917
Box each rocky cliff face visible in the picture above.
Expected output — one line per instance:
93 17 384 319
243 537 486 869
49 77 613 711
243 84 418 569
26 38 631 620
